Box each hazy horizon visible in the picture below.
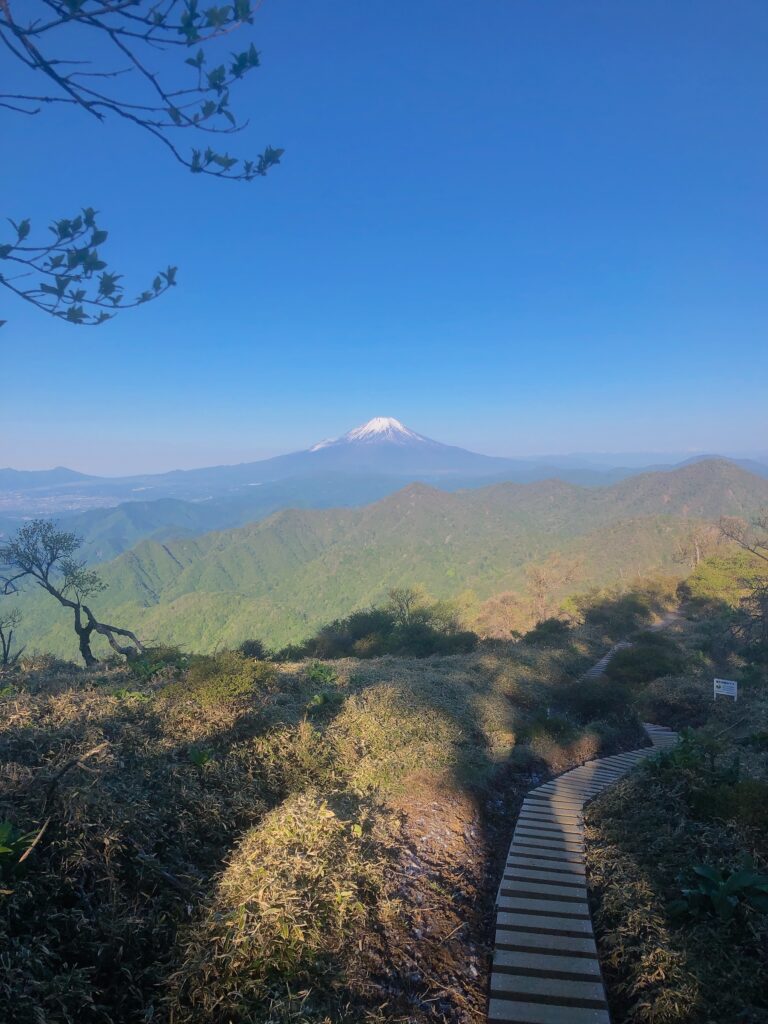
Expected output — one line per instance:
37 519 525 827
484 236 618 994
3 413 767 478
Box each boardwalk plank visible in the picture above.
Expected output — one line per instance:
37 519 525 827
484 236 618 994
489 721 678 1024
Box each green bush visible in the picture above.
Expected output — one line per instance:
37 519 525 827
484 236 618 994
605 639 686 686
253 721 340 797
691 779 768 830
556 677 630 722
578 592 654 638
670 857 768 921
237 638 268 660
163 651 277 706
130 645 187 682
0 820 35 877
522 710 578 744
306 661 337 685
284 594 477 661
524 617 571 646
634 676 711 729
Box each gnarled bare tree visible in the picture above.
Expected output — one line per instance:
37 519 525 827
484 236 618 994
1 0 282 326
1 520 145 666
0 600 23 666
720 514 768 565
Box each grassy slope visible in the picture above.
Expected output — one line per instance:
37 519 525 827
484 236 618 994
585 613 768 1024
16 460 768 659
1 632 628 1024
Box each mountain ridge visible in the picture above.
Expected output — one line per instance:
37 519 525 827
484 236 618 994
14 459 768 659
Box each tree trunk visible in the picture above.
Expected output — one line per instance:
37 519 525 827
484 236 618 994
73 605 98 666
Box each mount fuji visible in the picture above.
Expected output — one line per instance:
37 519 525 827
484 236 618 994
2 416 537 512
6 417 763 563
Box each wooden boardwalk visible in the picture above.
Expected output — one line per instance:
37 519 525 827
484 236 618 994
489 723 678 1023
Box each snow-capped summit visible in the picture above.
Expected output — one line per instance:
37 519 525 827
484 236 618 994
345 416 423 443
311 417 430 450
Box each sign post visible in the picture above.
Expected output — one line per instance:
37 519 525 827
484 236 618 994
713 678 738 701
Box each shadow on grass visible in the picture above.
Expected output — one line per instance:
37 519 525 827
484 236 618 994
0 632 640 1023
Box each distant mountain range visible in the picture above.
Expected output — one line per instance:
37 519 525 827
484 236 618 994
15 458 768 660
3 418 767 563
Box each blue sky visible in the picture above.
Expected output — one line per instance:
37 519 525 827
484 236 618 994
2 0 766 473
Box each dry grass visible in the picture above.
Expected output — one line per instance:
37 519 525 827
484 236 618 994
1 633 633 1023
586 679 768 1024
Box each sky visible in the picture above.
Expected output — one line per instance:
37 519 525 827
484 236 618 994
1 0 767 474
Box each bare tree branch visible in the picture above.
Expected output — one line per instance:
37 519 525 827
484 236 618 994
0 520 145 665
1 0 282 325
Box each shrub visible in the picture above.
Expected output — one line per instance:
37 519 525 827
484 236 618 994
328 683 464 789
556 677 630 722
237 638 268 660
524 617 571 646
283 593 477 661
306 660 337 685
252 721 340 797
0 820 35 877
691 779 768 830
130 645 187 682
522 710 577 744
670 857 768 921
578 591 654 638
170 791 395 1021
605 640 686 686
163 651 277 707
634 676 712 729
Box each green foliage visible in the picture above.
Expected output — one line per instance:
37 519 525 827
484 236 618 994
110 687 152 703
521 710 578 744
237 638 268 660
690 779 768 830
738 730 768 750
17 461 768 659
634 676 712 729
306 660 337 685
682 551 766 609
605 635 686 686
523 617 572 646
649 728 726 776
556 676 630 723
1 3 282 326
0 820 34 875
670 857 768 921
252 721 340 797
575 576 678 640
130 645 188 682
1 209 177 325
306 689 345 717
163 650 276 706
188 746 214 767
287 591 478 661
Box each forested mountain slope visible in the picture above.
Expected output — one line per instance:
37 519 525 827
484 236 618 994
15 460 768 657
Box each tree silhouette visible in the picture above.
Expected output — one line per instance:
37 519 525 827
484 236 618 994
1 520 145 665
0 0 282 326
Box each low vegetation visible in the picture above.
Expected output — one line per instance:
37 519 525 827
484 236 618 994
0 579 655 1024
277 586 478 660
1 535 766 1022
585 550 768 1024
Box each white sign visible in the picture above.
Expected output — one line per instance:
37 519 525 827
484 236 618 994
713 678 738 700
